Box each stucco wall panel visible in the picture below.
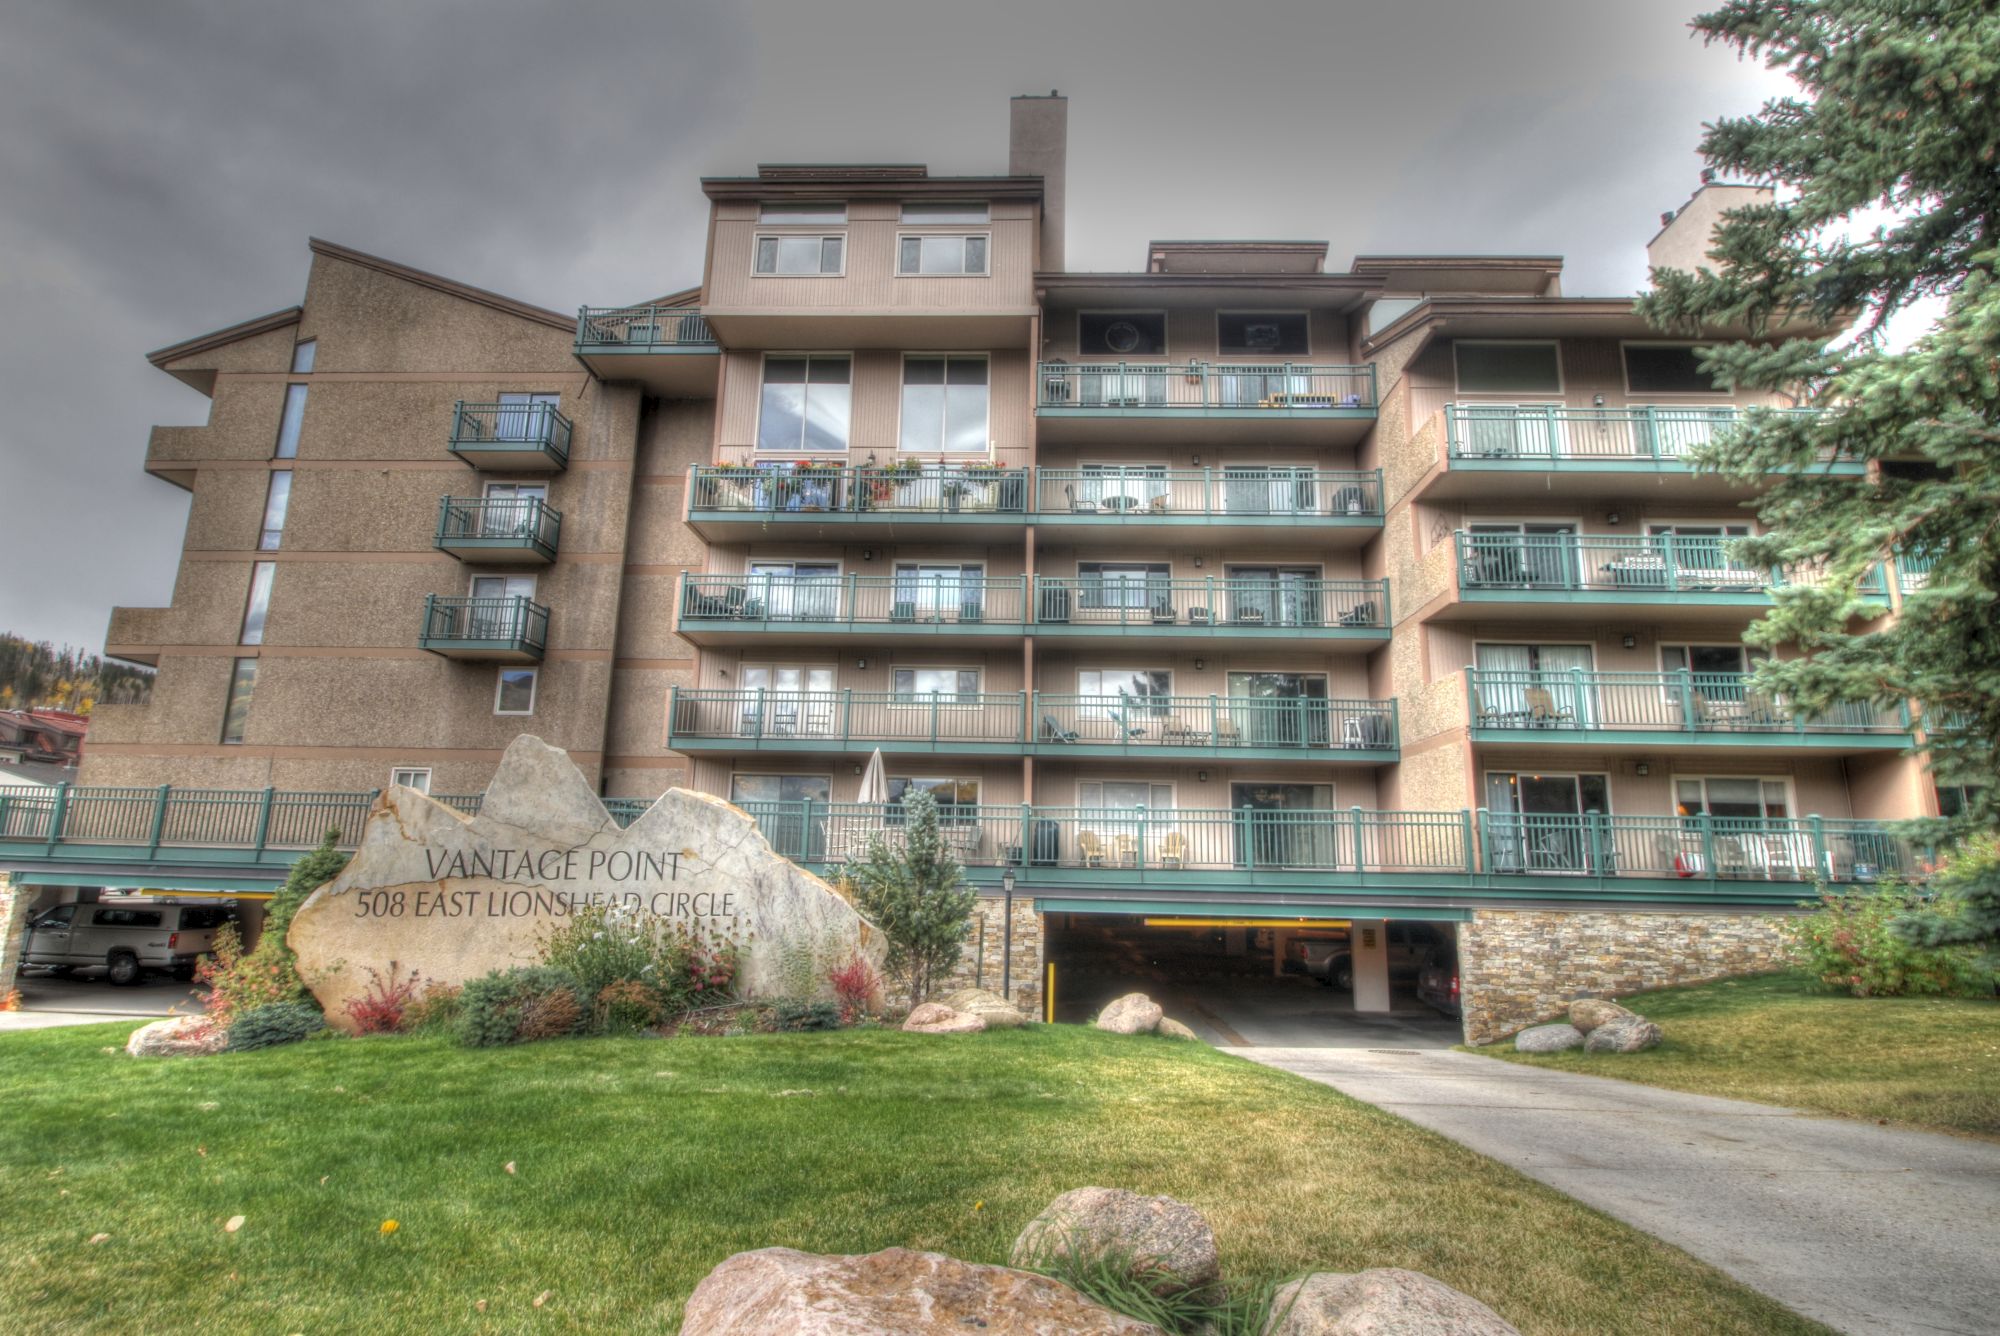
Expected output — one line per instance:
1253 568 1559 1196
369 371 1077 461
300 254 575 375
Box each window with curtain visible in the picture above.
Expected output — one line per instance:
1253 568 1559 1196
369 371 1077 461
893 668 980 700
1079 562 1169 611
1474 644 1595 726
1676 777 1788 820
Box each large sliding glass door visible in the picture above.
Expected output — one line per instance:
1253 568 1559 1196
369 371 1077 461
1473 643 1596 726
1465 522 1577 588
1226 566 1322 626
747 562 839 620
738 665 835 736
1231 782 1337 868
1484 771 1610 872
1226 672 1330 746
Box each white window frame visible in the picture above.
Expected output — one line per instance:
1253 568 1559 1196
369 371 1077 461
894 231 992 277
1227 778 1338 809
895 353 991 455
1671 774 1796 819
494 667 539 717
1215 310 1312 358
892 560 989 618
1620 341 1730 397
754 353 854 453
728 772 835 804
751 233 847 277
1076 310 1170 358
1452 340 1564 396
389 767 432 794
468 572 537 600
890 666 983 707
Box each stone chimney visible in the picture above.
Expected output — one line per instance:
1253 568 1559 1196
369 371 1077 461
1648 179 1774 276
1010 92 1067 272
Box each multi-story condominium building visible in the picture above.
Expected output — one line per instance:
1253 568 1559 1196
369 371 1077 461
0 99 1948 1040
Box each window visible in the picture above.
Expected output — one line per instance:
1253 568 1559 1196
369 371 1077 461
899 356 988 453
92 908 164 928
895 563 984 618
1483 771 1612 873
758 356 852 451
1079 562 1170 611
258 471 293 551
1624 344 1725 394
754 235 845 275
221 658 257 744
1078 670 1171 720
495 392 560 441
1080 780 1174 810
1676 777 1790 819
902 201 988 224
739 667 836 735
390 767 432 794
480 481 547 537
746 561 840 620
888 776 980 824
1937 784 1986 818
893 668 980 700
898 234 989 275
1218 312 1309 357
240 561 276 644
1077 463 1169 509
1660 644 1768 677
495 667 538 716
273 384 307 459
1454 341 1562 394
730 774 831 804
759 202 845 225
290 340 317 374
1079 312 1167 357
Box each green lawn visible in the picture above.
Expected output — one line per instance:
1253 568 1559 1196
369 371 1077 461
1484 971 2000 1139
0 1024 1828 1335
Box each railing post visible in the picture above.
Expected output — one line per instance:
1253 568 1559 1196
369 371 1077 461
1586 809 1608 880
753 688 766 740
147 785 170 857
1137 805 1149 870
1019 803 1033 870
1389 697 1400 749
930 691 940 746
1678 669 1696 734
1809 815 1828 883
1459 809 1475 874
253 787 276 857
1698 811 1717 882
1350 806 1367 875
1203 466 1214 515
840 688 853 745
1662 533 1680 591
844 571 857 624
801 796 818 861
1476 806 1492 876
44 782 70 854
1570 666 1589 731
1642 404 1660 459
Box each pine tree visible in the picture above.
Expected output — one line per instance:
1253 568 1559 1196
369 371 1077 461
1636 0 2000 957
843 789 977 1005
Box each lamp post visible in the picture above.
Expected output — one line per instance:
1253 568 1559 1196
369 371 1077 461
1000 867 1016 1000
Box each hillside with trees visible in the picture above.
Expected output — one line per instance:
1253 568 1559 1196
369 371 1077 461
0 634 153 714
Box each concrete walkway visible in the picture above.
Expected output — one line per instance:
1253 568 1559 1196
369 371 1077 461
1229 1047 2000 1336
0 972 206 1032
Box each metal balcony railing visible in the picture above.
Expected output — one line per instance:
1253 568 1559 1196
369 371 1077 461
1466 669 1909 737
1037 361 1376 411
1034 694 1396 752
448 401 572 468
1035 468 1382 519
679 573 1030 627
669 689 1028 747
1444 404 1832 463
575 306 716 349
418 595 550 657
434 496 562 561
1478 812 1918 883
689 464 1030 516
1452 531 1889 598
1031 576 1388 631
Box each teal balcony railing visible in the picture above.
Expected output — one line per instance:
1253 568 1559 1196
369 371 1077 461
1038 361 1375 412
1035 468 1382 520
1466 669 1909 739
1443 404 1839 465
1452 531 1889 599
1476 811 1917 883
1031 576 1388 632
669 689 1028 749
434 496 561 563
447 401 572 470
575 306 716 349
679 573 1031 628
418 595 549 659
1896 546 1941 594
1034 694 1396 753
689 464 1030 516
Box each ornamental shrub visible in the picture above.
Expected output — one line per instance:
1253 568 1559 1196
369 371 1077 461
224 1001 327 1052
401 982 464 1034
827 953 881 1023
1791 885 1990 998
771 1000 841 1032
198 833 348 1027
457 966 587 1048
343 962 426 1035
538 901 740 1019
593 978 664 1035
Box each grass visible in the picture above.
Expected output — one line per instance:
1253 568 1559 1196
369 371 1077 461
0 1024 1831 1335
1482 970 2000 1139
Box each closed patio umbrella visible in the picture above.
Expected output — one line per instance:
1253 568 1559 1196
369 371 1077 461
858 748 888 804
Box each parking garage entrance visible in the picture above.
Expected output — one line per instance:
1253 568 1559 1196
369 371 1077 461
1042 909 1466 1047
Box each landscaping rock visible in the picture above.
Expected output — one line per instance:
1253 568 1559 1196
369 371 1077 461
679 1245 1163 1335
1567 998 1633 1033
1095 993 1164 1035
1264 1268 1520 1335
1156 1017 1200 1042
1583 1014 1662 1053
1513 1023 1585 1053
942 987 1030 1028
901 1002 986 1035
125 1016 224 1058
1011 1186 1219 1295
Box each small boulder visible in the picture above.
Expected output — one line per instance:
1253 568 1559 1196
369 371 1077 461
1568 998 1633 1033
1583 1014 1662 1053
901 1003 986 1035
1156 1017 1200 1042
679 1245 1163 1335
1513 1023 1585 1054
125 1017 225 1058
1012 1186 1219 1296
1095 993 1164 1035
1264 1268 1520 1336
942 987 1030 1029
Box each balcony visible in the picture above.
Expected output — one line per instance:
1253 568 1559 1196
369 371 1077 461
664 690 1398 763
1030 576 1389 648
686 464 1031 542
677 573 1030 647
418 594 548 662
433 497 561 565
1449 531 1888 620
1466 669 1911 754
1476 812 1916 886
447 402 572 472
1036 361 1377 446
1034 468 1383 546
572 305 719 395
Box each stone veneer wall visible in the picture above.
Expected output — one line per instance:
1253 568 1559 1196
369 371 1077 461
1457 907 1795 1044
0 873 26 997
921 896 1044 1017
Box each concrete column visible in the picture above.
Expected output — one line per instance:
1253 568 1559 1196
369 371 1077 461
1350 917 1391 1014
1223 927 1247 957
0 872 32 997
1271 928 1290 978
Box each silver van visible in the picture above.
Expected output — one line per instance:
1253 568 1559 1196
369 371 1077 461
20 902 238 985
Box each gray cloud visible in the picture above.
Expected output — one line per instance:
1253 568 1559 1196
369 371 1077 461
0 0 1786 650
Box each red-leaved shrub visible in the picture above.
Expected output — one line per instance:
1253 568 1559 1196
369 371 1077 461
343 961 427 1034
827 954 881 1023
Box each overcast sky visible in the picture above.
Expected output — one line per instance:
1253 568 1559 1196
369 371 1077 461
0 0 1791 652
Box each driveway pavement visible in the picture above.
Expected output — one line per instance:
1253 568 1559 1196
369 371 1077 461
2 970 206 1032
1231 1046 2000 1336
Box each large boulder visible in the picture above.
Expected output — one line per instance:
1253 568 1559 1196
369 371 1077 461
1513 1023 1585 1054
942 987 1030 1029
901 1002 985 1035
1583 1014 1662 1053
1095 993 1164 1035
1567 998 1633 1033
1156 1017 1200 1042
1264 1268 1520 1336
125 1016 224 1058
679 1245 1163 1335
1011 1187 1219 1296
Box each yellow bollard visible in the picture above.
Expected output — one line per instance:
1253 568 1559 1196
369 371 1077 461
1045 961 1056 1023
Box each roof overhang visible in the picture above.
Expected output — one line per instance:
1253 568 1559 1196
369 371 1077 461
1035 272 1381 312
703 174 1044 203
1362 296 1847 356
145 307 302 395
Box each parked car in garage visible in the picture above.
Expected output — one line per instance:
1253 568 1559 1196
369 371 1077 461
1417 958 1462 1018
20 901 238 985
1284 933 1350 979
1315 922 1449 992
